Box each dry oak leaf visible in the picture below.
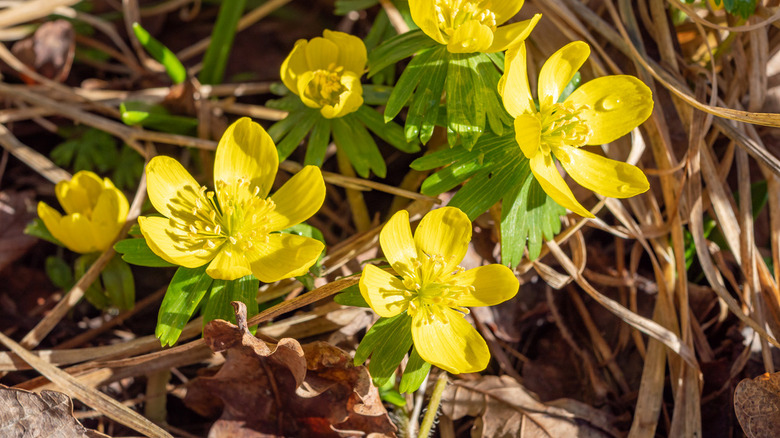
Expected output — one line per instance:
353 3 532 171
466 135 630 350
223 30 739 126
735 371 780 438
185 301 395 438
442 375 619 438
10 19 75 84
0 384 108 438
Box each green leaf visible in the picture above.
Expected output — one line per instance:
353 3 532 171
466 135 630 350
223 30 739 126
74 253 107 309
274 109 319 160
332 115 386 178
25 218 62 246
405 47 449 144
355 105 420 153
362 84 394 105
120 101 198 135
45 256 73 290
101 255 135 310
383 46 442 122
378 388 407 407
198 0 247 85
355 313 413 387
368 29 437 78
204 275 259 328
333 284 369 307
399 347 431 393
156 265 213 346
51 128 118 173
114 238 175 267
415 133 564 265
723 0 756 18
131 22 186 84
111 145 144 190
304 117 331 167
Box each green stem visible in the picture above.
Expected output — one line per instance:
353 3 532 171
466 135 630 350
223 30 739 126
198 0 247 85
418 373 448 437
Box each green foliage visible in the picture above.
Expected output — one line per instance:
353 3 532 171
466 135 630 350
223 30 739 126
333 284 369 307
72 253 135 310
198 0 247 85
131 22 186 84
399 347 431 393
120 101 198 135
412 133 564 264
45 256 73 290
204 275 259 327
25 218 62 246
114 238 175 267
685 0 757 19
156 265 213 346
355 313 413 387
51 127 118 173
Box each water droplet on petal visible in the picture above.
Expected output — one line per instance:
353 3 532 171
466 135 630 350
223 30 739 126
598 96 621 111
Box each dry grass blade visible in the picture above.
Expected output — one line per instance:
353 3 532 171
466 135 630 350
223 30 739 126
0 330 172 438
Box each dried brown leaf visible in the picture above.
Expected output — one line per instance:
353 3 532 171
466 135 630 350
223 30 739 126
735 372 780 438
0 384 108 438
185 301 395 438
10 19 75 84
0 190 37 272
442 375 619 438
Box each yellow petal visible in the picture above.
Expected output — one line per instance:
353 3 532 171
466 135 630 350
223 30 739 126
414 207 471 275
499 43 534 117
57 213 101 253
379 210 418 279
359 264 409 318
247 232 324 283
513 113 542 159
296 71 322 109
412 306 490 374
90 188 128 251
486 15 540 53
304 36 340 71
491 0 525 24
409 0 446 45
324 29 366 74
554 145 649 199
280 39 308 95
206 246 252 281
538 41 590 108
446 20 493 53
56 171 103 215
566 75 654 145
266 165 325 231
214 117 278 198
320 72 363 119
450 264 519 306
138 216 217 268
145 155 202 219
530 153 594 218
37 201 78 251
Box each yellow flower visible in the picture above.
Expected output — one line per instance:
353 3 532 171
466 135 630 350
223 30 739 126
280 30 366 119
38 171 129 254
360 207 519 374
138 118 326 282
499 41 653 218
410 0 541 53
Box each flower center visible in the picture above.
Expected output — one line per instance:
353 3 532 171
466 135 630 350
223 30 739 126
304 63 347 107
435 0 497 36
167 178 276 255
539 101 592 154
399 252 474 324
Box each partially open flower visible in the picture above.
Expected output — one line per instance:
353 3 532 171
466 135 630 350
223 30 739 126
38 171 129 254
138 117 326 282
280 30 366 119
360 207 519 373
410 0 540 53
499 41 653 217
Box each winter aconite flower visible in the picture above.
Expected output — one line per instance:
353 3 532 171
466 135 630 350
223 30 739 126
499 41 652 218
38 171 129 254
280 30 366 119
411 0 540 53
138 117 326 282
360 207 519 373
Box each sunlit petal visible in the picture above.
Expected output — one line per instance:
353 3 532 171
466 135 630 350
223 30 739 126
487 15 540 53
499 43 534 117
304 36 340 71
409 0 446 45
206 246 252 281
296 71 321 109
320 73 363 119
214 118 278 198
359 264 409 318
538 41 590 108
379 210 418 278
248 232 324 283
446 20 493 53
490 0 525 24
513 113 542 159
324 29 366 74
450 265 519 306
90 188 128 250
266 165 325 231
412 307 490 374
566 75 653 145
414 207 471 275
554 145 649 199
145 156 202 219
280 39 308 95
530 153 594 218
57 213 100 254
138 216 217 268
